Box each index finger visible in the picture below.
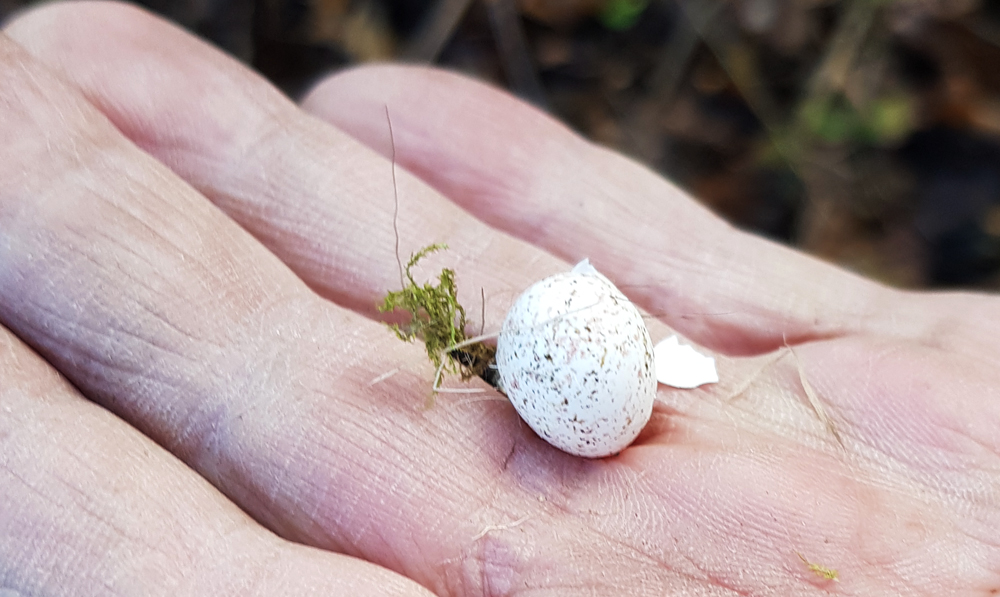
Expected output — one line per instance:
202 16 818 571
3 2 559 335
302 64 1000 355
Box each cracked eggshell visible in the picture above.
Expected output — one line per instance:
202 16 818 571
495 268 656 458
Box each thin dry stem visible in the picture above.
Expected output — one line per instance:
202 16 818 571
368 368 400 387
785 340 846 451
725 348 787 403
471 515 531 541
386 105 404 290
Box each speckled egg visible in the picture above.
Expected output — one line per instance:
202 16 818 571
495 263 656 458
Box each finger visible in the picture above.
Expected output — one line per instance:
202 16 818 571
2 0 567 336
299 63 1000 355
0 326 432 597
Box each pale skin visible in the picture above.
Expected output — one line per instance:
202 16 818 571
1 2 999 595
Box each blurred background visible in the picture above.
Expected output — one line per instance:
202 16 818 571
4 0 1000 288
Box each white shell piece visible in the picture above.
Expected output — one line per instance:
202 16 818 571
654 335 718 389
570 258 598 275
495 264 656 458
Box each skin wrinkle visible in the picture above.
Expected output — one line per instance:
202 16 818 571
47 471 196 588
6 450 123 593
0 57 82 170
20 372 378 589
36 15 560 330
619 449 863 590
17 280 221 427
255 379 412 535
218 156 400 315
76 282 210 365
2 298 430 597
466 533 554 597
440 448 582 593
15 97 328 482
3 154 256 414
745 345 992 508
669 369 834 456
13 321 164 404
85 149 291 333
447 471 689 596
835 360 1000 507
175 297 332 474
609 472 740 585
82 203 220 307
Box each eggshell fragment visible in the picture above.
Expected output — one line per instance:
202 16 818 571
495 263 656 458
653 335 718 389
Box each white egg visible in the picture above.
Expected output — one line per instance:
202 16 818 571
495 261 656 458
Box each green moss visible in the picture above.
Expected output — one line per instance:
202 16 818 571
379 245 496 385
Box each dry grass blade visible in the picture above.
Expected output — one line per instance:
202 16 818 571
785 342 845 450
725 348 787 403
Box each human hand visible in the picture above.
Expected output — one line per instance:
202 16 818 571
3 2 999 595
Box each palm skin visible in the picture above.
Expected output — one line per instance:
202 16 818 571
1 3 998 596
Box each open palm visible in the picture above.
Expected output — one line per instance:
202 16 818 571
2 3 998 596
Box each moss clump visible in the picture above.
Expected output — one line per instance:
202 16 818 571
379 244 496 385
796 552 839 582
